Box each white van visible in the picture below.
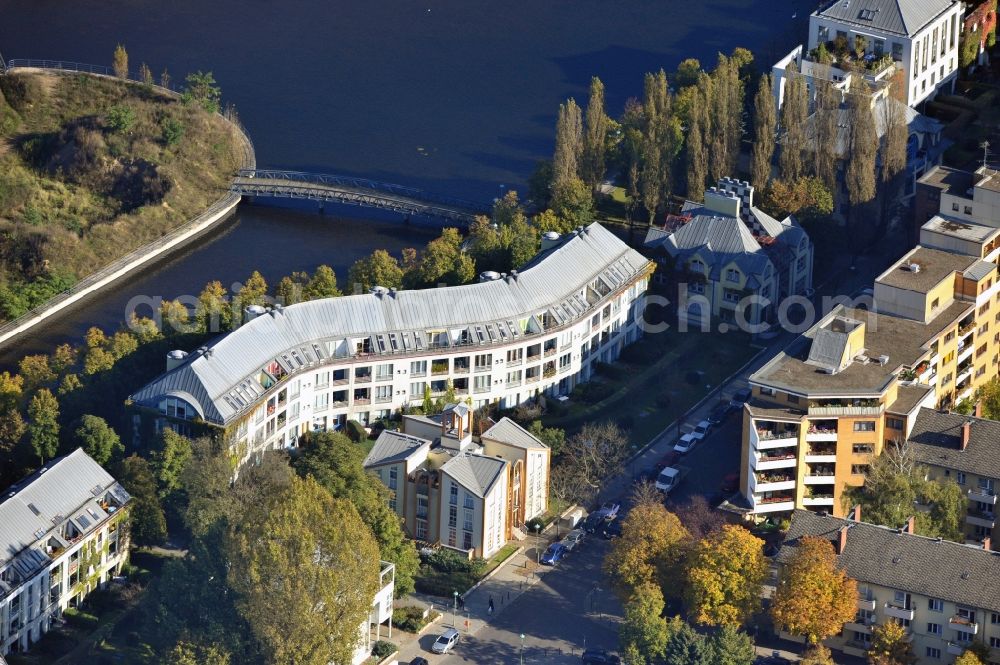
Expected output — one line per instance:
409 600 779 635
655 467 681 493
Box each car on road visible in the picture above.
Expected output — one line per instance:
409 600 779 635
540 542 567 565
561 529 586 551
690 420 712 440
581 648 622 664
707 402 730 425
673 432 698 455
409 658 429 665
431 628 460 654
729 388 751 410
654 466 682 493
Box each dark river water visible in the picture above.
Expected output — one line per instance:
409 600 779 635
0 0 811 366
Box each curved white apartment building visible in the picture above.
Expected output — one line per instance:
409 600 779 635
130 223 654 460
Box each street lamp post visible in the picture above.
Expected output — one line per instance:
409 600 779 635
452 590 458 628
520 633 525 664
533 523 541 566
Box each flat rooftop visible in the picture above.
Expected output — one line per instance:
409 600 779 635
752 302 971 396
976 168 1000 193
876 246 976 292
887 383 933 416
922 215 1000 245
919 165 975 198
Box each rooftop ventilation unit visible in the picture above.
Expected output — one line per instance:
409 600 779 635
909 262 921 273
878 354 889 366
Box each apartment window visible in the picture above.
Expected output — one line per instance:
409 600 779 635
760 387 776 396
410 360 427 376
786 394 800 404
448 528 456 547
388 467 398 491
817 24 829 43
965 206 973 215
886 418 904 430
926 647 941 659
992 612 1000 624
463 509 474 532
450 483 458 505
892 42 903 60
927 622 942 635
957 472 966 485
410 381 426 397
463 531 473 550
374 384 392 402
416 520 427 540
953 202 960 212
448 505 457 528
991 637 1000 648
316 371 330 387
507 348 523 364
851 464 869 476
852 444 874 454
726 268 740 283
854 421 876 432
688 282 705 295
314 393 329 411
723 290 741 304
690 259 704 273
474 353 492 370
955 630 974 644
464 494 474 509
375 363 393 380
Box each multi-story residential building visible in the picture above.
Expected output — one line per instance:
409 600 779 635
774 0 963 109
916 166 1000 233
644 177 813 327
739 217 1000 520
906 407 1000 550
363 405 549 558
130 222 653 464
777 509 1000 664
352 561 396 665
0 449 131 657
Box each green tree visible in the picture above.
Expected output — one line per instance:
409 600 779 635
664 618 709 665
112 44 129 79
684 524 767 627
182 71 222 114
109 331 139 360
235 270 268 319
27 388 59 464
750 74 776 191
527 420 564 456
845 76 877 232
686 85 709 200
868 620 917 665
120 455 167 546
151 429 194 499
0 408 25 463
18 354 55 391
50 344 78 374
164 640 231 665
551 176 595 228
294 431 420 596
83 327 115 375
552 98 584 189
707 625 755 665
106 105 136 133
195 280 232 332
675 58 703 89
276 272 309 305
919 477 966 542
74 415 123 466
813 78 839 191
879 98 909 230
348 249 404 293
138 62 153 86
581 76 609 191
975 378 1000 419
779 66 808 182
708 54 743 183
640 69 682 221
770 536 857 643
412 228 475 287
180 438 236 538
959 34 980 69
58 374 82 396
227 475 380 665
604 502 689 598
304 265 341 300
619 582 670 665
528 159 554 207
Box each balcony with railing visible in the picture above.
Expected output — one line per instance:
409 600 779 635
354 368 372 383
802 486 835 506
753 450 798 471
806 420 839 441
968 486 998 504
431 360 449 376
857 591 876 612
753 423 800 449
752 492 796 513
804 464 836 485
754 471 796 493
804 441 837 463
947 642 967 656
883 601 915 621
966 508 996 529
353 388 371 406
808 400 882 417
453 358 470 374
949 614 979 634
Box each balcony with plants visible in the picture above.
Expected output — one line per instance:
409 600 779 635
804 463 837 485
753 421 800 449
808 399 881 417
802 485 835 506
754 471 796 493
966 507 996 529
753 448 798 471
431 359 450 376
804 35 897 83
806 419 839 441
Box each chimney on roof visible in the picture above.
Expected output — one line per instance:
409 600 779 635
903 516 915 534
851 504 862 522
975 401 983 418
837 525 849 554
983 536 992 551
962 421 972 450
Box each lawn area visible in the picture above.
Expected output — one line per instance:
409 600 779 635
542 328 761 449
414 543 521 598
481 543 520 577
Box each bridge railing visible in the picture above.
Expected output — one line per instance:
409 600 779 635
238 169 489 212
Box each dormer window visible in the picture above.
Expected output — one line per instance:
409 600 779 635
726 269 740 283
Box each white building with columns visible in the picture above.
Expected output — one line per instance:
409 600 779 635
0 449 131 657
130 223 654 465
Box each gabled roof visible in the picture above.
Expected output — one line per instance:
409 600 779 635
440 453 507 498
649 214 773 281
778 509 1000 613
363 430 431 468
813 0 957 37
131 223 652 426
0 449 130 572
480 417 548 450
907 408 1000 479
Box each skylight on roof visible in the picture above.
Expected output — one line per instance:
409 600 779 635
858 7 877 20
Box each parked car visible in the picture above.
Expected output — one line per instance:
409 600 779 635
582 512 605 533
541 542 568 565
707 402 730 425
593 502 620 520
655 466 682 493
409 658 430 665
673 432 698 455
562 529 586 551
581 648 622 664
431 628 460 654
601 520 622 540
658 450 680 468
690 420 712 440
729 388 751 410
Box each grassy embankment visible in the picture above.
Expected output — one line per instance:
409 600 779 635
0 71 242 321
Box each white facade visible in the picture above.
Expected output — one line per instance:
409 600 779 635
0 450 131 657
805 0 963 107
938 168 1000 227
351 562 395 665
439 464 509 559
132 224 653 464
